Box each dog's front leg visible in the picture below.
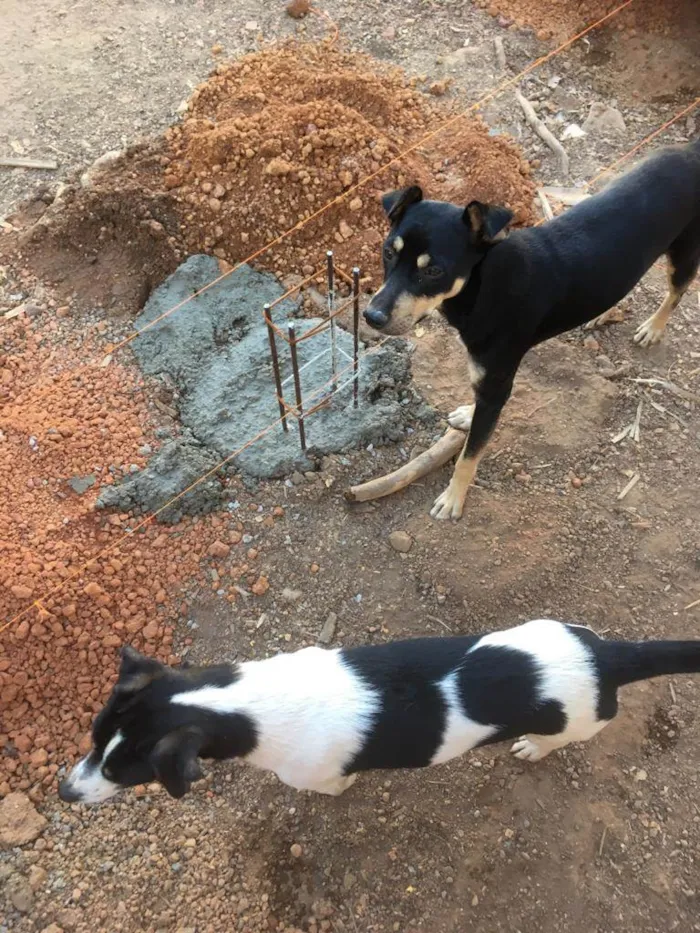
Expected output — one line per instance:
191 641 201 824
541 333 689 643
430 387 510 521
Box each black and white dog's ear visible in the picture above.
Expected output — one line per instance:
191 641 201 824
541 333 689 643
150 726 205 799
116 645 164 694
464 200 513 244
381 185 423 224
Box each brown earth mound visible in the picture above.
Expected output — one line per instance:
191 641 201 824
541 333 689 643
478 0 697 41
22 41 535 291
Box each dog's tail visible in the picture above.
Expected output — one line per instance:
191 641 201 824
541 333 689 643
602 639 700 688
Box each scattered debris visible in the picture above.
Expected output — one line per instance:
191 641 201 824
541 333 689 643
318 611 338 645
617 472 640 501
494 36 507 71
515 86 569 177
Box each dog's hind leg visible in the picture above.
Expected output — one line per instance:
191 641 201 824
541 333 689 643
634 221 700 347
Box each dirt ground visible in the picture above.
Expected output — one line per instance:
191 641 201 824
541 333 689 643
1 1 700 933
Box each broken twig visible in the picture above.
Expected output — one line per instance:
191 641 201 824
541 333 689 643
0 156 58 170
494 36 507 71
537 188 554 221
515 87 569 176
617 472 640 501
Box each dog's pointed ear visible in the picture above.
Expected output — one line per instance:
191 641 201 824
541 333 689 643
150 726 205 799
381 185 423 224
464 201 513 244
116 646 164 695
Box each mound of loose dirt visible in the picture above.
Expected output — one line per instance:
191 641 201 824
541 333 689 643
23 41 535 290
478 0 696 41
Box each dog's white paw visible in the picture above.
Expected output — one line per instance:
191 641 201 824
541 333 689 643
634 315 665 348
447 404 475 432
430 484 465 521
510 736 549 762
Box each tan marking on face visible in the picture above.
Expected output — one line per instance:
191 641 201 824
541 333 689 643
391 276 467 327
393 236 404 252
417 253 431 269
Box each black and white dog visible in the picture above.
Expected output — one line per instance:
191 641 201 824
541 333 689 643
59 620 700 804
364 139 700 520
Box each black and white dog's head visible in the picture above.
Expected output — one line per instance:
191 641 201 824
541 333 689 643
58 647 254 804
363 185 513 332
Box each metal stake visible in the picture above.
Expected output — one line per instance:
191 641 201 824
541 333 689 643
288 322 306 451
327 249 337 391
352 267 360 409
264 303 288 433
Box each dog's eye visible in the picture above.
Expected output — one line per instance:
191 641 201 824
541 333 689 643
383 246 395 263
103 767 114 780
425 265 443 279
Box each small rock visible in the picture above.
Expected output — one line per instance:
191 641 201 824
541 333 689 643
252 576 270 597
281 588 303 604
0 792 48 847
381 25 396 40
389 530 413 553
286 0 310 18
583 335 600 351
28 865 48 891
582 103 627 136
349 197 363 211
11 584 33 600
208 540 231 559
245 20 258 31
635 769 648 782
83 582 102 599
40 926 64 933
339 219 352 239
68 474 96 495
30 748 48 768
290 843 303 858
290 471 306 486
7 874 33 912
429 79 451 96
319 612 337 645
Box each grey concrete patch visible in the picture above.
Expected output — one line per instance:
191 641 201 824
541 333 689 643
98 255 432 519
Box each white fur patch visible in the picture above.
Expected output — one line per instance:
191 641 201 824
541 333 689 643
393 236 404 252
172 647 380 794
61 731 123 804
417 253 431 269
472 620 602 745
431 672 495 764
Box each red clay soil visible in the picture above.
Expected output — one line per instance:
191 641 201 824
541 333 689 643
0 311 278 799
0 41 536 799
25 42 535 291
477 0 697 40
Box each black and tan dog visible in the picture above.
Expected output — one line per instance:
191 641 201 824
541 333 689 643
364 139 700 520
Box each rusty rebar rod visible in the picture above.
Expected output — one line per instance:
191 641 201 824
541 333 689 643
264 303 289 433
287 321 306 451
327 250 337 391
352 266 360 409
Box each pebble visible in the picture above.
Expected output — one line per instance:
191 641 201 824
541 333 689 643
10 584 33 600
582 102 627 136
290 843 303 858
208 540 231 559
318 612 337 645
281 587 303 604
389 530 413 553
0 792 48 846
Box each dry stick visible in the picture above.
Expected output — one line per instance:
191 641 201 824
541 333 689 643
515 86 569 177
345 428 465 503
537 189 554 221
685 597 700 611
494 36 507 72
617 472 640 501
0 155 58 170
